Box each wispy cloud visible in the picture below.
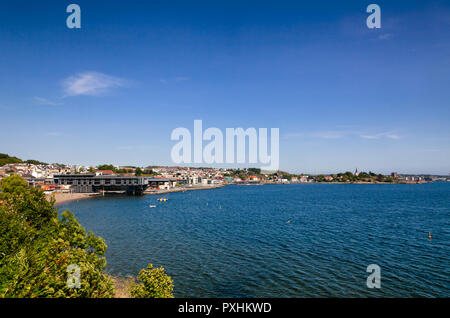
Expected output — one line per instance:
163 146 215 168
175 76 190 82
62 71 127 97
360 132 400 139
378 33 394 40
34 96 61 106
159 76 191 84
283 131 349 139
284 130 401 140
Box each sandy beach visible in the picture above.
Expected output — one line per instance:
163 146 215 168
47 192 100 205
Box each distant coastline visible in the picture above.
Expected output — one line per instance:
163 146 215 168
49 180 433 206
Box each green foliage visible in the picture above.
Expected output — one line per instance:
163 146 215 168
135 168 143 176
0 153 22 166
316 174 325 182
0 175 176 298
0 153 48 166
24 160 48 165
344 171 354 180
358 172 370 179
0 175 115 298
306 171 392 183
130 264 174 298
97 164 116 172
143 168 159 176
0 174 29 198
247 168 261 175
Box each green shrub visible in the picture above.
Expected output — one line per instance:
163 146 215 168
0 175 175 298
0 175 115 298
130 264 174 298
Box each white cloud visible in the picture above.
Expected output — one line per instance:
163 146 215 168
62 71 127 97
311 131 347 139
159 76 191 84
378 33 394 40
34 96 61 106
360 132 400 140
175 76 190 82
284 130 401 140
284 130 355 140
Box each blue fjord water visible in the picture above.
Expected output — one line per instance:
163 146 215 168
59 183 450 297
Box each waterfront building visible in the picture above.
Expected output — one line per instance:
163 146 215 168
53 174 149 195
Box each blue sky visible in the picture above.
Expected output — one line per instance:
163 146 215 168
1 0 449 174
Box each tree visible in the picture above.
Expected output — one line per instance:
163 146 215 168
316 174 325 182
135 168 143 176
0 175 115 298
247 168 261 175
97 164 116 172
130 264 174 298
0 175 175 298
0 174 29 198
358 172 370 179
0 153 22 166
24 160 48 165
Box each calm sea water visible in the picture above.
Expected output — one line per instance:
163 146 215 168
59 183 450 297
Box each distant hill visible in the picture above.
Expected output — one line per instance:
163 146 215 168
0 153 48 166
0 153 22 166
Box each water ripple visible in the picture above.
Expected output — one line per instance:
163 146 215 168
60 183 450 297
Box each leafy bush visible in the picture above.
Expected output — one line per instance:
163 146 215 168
0 153 22 166
0 175 115 298
130 264 174 298
1 175 175 298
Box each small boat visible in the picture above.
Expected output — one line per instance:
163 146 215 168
157 198 168 202
149 205 156 208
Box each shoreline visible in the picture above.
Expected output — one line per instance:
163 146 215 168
47 181 432 205
48 193 101 205
143 184 224 195
253 181 431 185
47 185 224 205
